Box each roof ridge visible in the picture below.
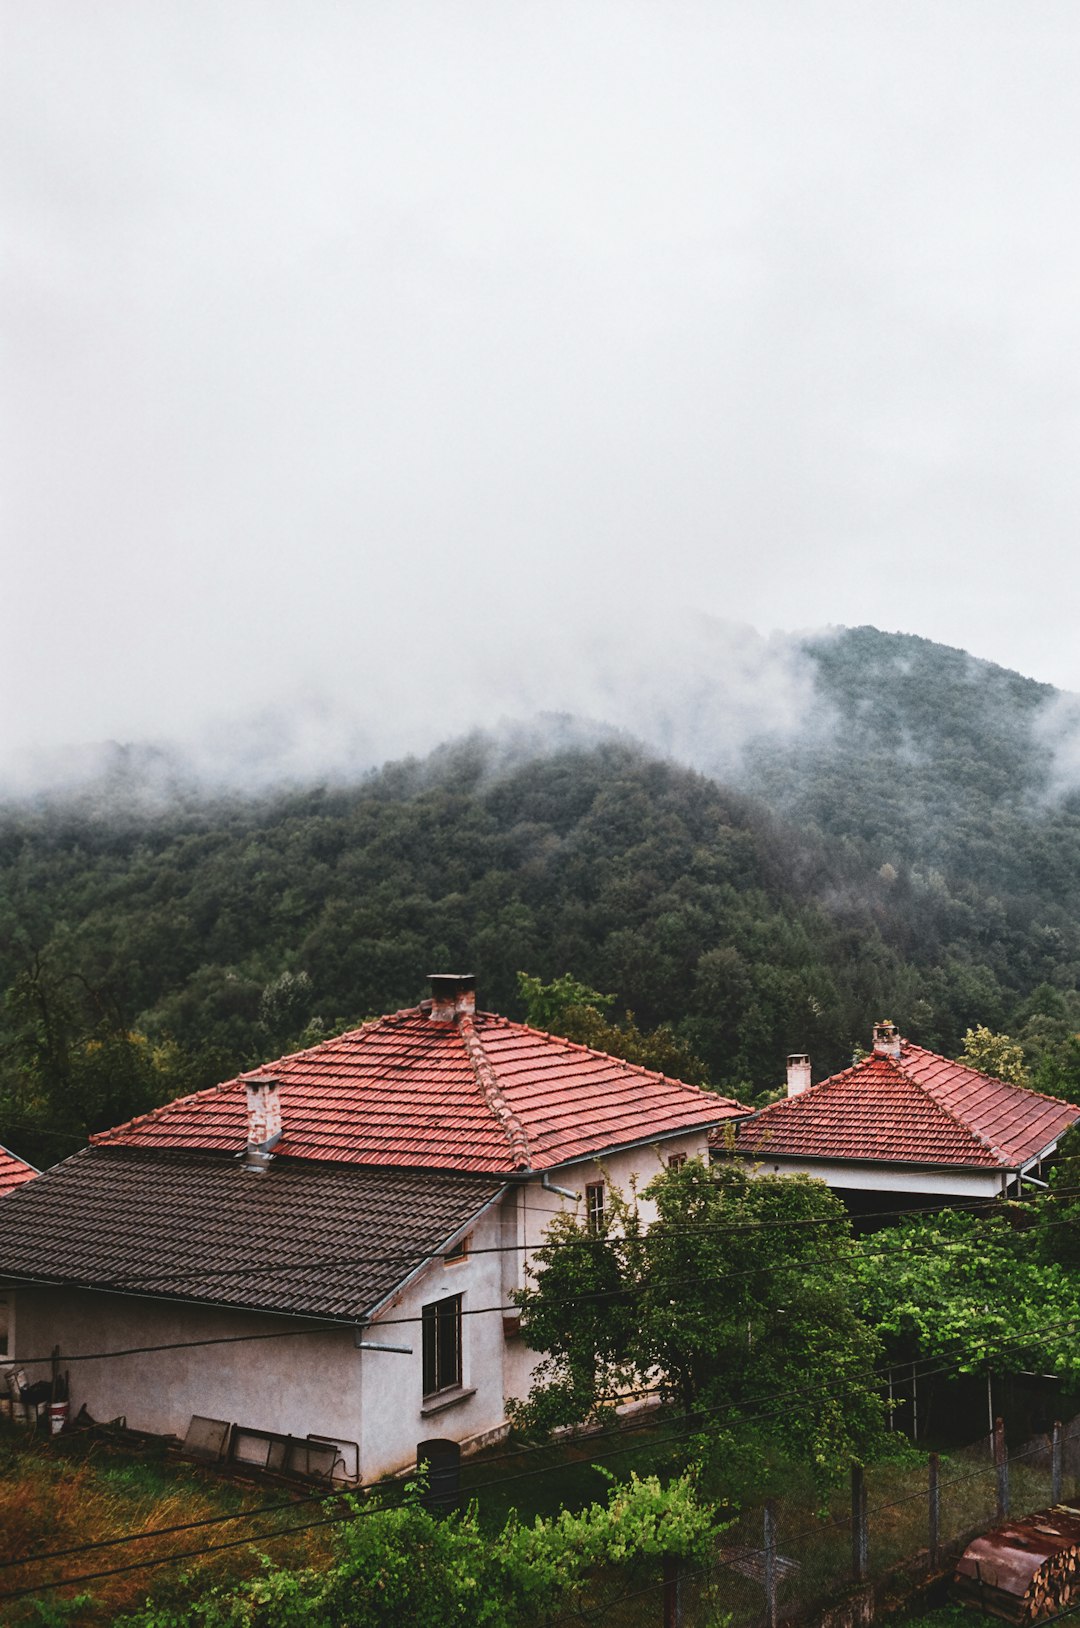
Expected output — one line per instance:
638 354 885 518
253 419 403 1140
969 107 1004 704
902 1041 1080 1116
0 1141 39 1175
741 1053 1003 1161
457 1014 532 1170
898 1047 1036 1163
881 1053 1007 1160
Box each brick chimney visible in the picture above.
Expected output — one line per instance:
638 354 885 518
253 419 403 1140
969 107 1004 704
241 1076 282 1174
427 974 476 1024
786 1054 812 1097
872 1020 902 1059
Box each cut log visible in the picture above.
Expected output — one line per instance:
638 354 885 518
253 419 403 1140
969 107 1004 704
953 1505 1080 1624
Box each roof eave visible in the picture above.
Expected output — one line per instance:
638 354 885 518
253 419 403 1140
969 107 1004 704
540 1113 750 1174
722 1147 1008 1176
0 1267 364 1329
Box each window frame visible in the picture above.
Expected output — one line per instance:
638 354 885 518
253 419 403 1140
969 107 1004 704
422 1292 463 1398
584 1181 606 1232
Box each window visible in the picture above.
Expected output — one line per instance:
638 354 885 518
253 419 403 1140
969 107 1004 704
585 1181 605 1231
444 1233 470 1265
667 1152 687 1170
422 1293 462 1396
0 1295 8 1357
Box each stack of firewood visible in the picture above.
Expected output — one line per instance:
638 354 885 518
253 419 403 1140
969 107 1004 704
1019 1529 1080 1622
953 1505 1080 1624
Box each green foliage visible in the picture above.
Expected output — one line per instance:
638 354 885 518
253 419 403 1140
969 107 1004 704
957 1026 1030 1086
513 1161 884 1479
118 1471 720 1628
516 971 710 1084
516 971 614 1031
856 1205 1080 1382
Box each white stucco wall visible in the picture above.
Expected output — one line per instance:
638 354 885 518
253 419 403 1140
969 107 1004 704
7 1192 511 1484
738 1154 1006 1198
502 1128 714 1402
5 1128 720 1482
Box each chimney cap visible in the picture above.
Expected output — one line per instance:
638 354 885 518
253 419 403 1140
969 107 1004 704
427 973 477 1023
872 1020 902 1057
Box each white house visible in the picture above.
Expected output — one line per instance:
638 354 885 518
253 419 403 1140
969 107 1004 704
0 974 746 1481
725 1021 1080 1216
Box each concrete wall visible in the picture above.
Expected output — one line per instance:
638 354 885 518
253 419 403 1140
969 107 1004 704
503 1129 713 1402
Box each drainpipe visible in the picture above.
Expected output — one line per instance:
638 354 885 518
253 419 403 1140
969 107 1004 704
542 1173 580 1202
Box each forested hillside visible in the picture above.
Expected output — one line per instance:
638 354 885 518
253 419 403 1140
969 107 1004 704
3 625 1080 1168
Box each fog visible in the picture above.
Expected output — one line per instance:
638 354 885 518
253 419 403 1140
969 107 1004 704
5 2 1080 784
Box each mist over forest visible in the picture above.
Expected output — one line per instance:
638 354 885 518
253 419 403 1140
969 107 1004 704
4 622 1080 1170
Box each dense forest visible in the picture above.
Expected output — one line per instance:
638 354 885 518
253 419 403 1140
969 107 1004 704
3 625 1080 1168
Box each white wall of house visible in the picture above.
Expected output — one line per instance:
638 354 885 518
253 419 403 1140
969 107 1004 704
5 1129 719 1483
739 1154 1005 1198
7 1192 510 1485
503 1129 713 1403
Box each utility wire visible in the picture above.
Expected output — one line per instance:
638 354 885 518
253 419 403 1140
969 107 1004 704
6 1301 1078 1590
9 1195 1080 1366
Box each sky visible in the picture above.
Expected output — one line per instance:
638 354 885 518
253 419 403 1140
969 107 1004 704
4 1 1080 784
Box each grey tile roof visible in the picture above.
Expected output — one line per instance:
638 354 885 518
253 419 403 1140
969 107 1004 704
0 1146 505 1322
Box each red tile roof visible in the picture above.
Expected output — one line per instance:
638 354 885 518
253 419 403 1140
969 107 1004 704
734 1042 1080 1170
0 1143 39 1196
94 1007 747 1175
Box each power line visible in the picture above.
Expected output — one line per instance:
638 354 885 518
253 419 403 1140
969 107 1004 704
8 1194 1080 1366
8 1301 1077 1588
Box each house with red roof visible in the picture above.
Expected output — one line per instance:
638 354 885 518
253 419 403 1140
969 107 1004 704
727 1022 1080 1217
0 975 746 1481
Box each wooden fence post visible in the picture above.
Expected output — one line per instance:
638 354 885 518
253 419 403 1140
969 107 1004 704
662 1554 682 1628
764 1499 778 1628
1052 1420 1063 1506
852 1463 868 1584
994 1417 1009 1520
928 1452 941 1570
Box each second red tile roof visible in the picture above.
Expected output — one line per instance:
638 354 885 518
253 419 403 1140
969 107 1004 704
734 1042 1079 1170
94 1006 747 1174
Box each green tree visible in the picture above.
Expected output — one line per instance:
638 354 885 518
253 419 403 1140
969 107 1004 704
513 1161 883 1477
516 972 710 1085
958 1025 1030 1086
119 1470 720 1628
856 1206 1080 1385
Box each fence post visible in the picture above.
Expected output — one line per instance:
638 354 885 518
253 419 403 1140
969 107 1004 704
851 1463 868 1584
928 1451 941 1570
994 1417 1009 1520
764 1499 778 1628
662 1554 681 1628
1052 1420 1063 1506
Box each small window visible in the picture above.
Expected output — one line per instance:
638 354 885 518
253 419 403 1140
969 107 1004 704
422 1293 462 1396
0 1295 8 1358
585 1181 605 1231
667 1152 687 1170
444 1233 470 1265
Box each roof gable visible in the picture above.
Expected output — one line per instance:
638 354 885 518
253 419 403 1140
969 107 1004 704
734 1045 1080 1171
94 1007 746 1174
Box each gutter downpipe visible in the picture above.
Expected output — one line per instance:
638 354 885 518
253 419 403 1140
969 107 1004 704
542 1173 580 1202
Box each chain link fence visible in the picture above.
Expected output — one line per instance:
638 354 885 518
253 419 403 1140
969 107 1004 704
561 1412 1080 1628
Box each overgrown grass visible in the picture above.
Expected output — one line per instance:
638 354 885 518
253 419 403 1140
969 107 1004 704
0 1424 336 1624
